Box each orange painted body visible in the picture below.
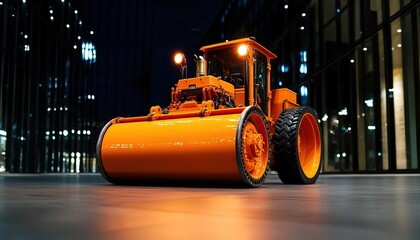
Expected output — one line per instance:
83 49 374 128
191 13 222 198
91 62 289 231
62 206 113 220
100 111 243 183
271 88 298 123
97 38 322 186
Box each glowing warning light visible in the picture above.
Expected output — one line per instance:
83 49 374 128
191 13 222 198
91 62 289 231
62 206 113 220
174 53 186 65
237 44 248 56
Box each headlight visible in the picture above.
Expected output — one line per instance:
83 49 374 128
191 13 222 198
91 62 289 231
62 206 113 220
237 44 248 57
174 52 186 65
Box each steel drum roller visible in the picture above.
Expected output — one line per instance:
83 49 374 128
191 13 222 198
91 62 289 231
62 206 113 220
97 106 271 186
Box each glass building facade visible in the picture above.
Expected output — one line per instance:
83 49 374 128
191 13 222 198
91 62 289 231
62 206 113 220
0 0 97 173
204 0 420 172
2 0 419 174
0 0 223 173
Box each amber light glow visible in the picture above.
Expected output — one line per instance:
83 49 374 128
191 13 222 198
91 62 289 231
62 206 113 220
237 44 248 56
174 52 186 65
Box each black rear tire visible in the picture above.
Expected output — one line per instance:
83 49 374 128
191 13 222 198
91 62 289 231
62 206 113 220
273 107 322 184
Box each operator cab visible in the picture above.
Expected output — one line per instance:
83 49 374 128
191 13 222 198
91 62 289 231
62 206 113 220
207 47 246 89
202 38 276 115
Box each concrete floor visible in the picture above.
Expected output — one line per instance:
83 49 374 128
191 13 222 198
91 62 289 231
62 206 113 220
0 173 419 240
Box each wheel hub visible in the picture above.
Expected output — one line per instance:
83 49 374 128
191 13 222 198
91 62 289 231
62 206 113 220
249 133 263 158
242 121 266 178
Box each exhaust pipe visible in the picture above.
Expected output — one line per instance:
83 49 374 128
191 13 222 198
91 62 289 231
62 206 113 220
194 55 207 77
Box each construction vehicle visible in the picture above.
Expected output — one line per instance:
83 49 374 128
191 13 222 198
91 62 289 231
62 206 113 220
97 38 321 187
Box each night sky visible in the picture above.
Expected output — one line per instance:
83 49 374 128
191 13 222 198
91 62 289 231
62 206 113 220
82 0 225 120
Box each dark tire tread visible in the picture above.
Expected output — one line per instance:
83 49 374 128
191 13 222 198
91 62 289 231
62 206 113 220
273 106 321 184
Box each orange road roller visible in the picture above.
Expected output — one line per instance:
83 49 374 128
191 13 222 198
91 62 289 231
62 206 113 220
97 38 322 187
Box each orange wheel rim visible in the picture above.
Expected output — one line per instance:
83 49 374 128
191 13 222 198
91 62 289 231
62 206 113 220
298 113 321 178
242 114 268 179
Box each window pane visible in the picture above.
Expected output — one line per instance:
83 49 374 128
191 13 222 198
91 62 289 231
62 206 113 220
370 0 383 25
321 57 354 172
323 0 337 25
354 31 387 171
378 31 389 170
390 19 407 169
340 8 350 43
389 0 412 17
396 12 419 169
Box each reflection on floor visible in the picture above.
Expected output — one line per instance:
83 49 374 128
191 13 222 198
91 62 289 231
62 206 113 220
0 173 419 239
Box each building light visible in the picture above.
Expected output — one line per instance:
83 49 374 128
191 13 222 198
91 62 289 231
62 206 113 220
300 26 305 30
338 108 348 116
82 42 97 62
299 50 307 62
302 13 306 17
364 99 374 107
322 114 328 122
397 43 402 48
24 45 30 51
24 34 28 39
284 4 288 9
389 88 401 93
74 10 78 14
66 24 70 28
368 126 376 130
300 86 308 97
362 47 367 51
90 31 94 35
0 2 3 6
0 130 6 136
350 59 355 63
397 29 402 33
50 16 54 21
73 45 77 49
280 64 289 73
299 51 308 74
299 63 307 74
